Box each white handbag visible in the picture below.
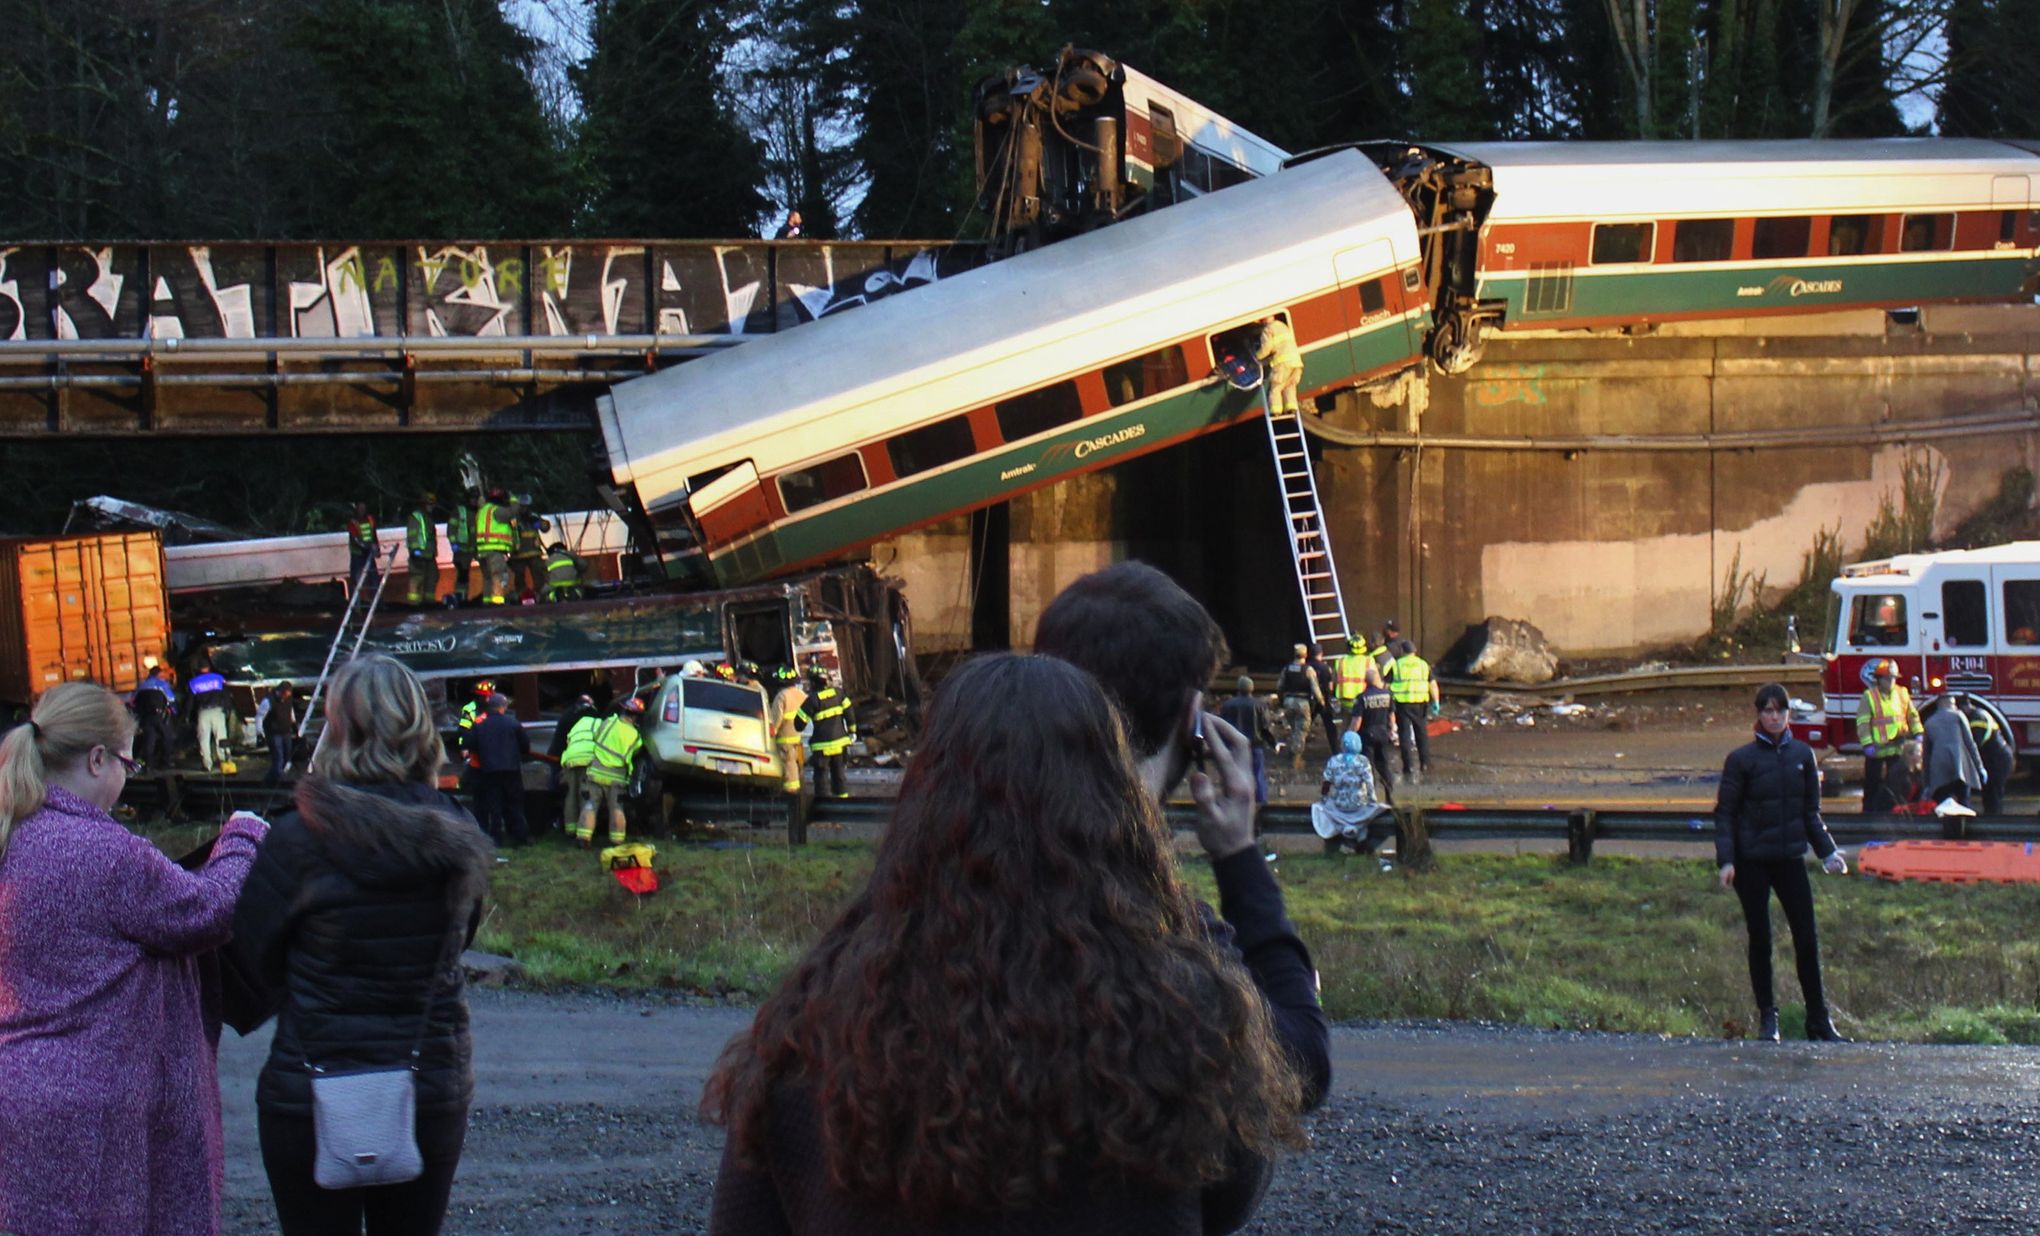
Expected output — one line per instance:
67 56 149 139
310 1065 423 1189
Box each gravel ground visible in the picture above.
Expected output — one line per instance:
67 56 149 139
217 991 2040 1234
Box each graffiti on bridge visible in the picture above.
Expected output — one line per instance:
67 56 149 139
0 241 981 343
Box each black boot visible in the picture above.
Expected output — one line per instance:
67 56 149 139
1757 1008 1781 1043
1806 1010 1850 1043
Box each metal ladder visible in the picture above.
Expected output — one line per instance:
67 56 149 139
297 541 402 746
1259 392 1350 654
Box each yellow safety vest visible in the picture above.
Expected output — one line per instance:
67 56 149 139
1332 652 1369 703
586 716 642 786
1855 686 1919 753
1969 710 2001 748
474 503 515 553
407 510 435 554
1390 653 1432 704
545 551 581 593
458 700 482 732
561 714 599 769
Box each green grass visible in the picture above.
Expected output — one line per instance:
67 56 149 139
143 823 2039 1043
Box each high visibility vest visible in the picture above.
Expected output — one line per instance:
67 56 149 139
1332 653 1369 702
1855 685 1918 752
544 551 581 593
586 716 642 786
407 510 436 555
1969 709 2003 749
798 687 855 754
1390 653 1432 704
458 700 483 732
561 714 600 769
448 504 473 551
474 503 515 553
346 518 376 551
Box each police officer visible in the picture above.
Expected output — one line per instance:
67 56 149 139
188 661 233 772
406 492 438 607
796 670 856 799
1855 659 1921 813
1350 663 1397 804
578 697 645 847
473 489 516 604
543 542 584 602
1388 638 1439 785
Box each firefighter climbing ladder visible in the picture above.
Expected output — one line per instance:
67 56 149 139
1260 392 1350 653
297 542 403 748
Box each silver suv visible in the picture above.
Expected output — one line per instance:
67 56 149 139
641 674 783 791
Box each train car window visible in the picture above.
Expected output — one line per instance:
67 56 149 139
1752 216 1813 260
1358 279 1386 314
778 453 868 514
1589 222 1654 265
2004 579 2040 646
1211 161 1255 191
995 381 1085 442
1900 213 1954 252
1827 215 1882 256
886 414 977 479
2001 211 2019 243
1671 218 1735 263
1103 347 1190 408
1943 580 1989 647
1847 593 1909 647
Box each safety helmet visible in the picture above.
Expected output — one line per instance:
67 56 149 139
714 661 736 680
1349 633 1365 653
620 696 645 715
473 679 496 696
548 542 568 554
1872 659 1897 679
486 486 508 502
515 493 535 507
774 665 796 682
419 490 436 504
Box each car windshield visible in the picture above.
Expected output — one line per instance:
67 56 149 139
682 678 765 716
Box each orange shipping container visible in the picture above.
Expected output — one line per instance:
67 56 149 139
0 532 169 704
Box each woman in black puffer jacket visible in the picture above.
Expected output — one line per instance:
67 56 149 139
1713 682 1850 1044
233 655 492 1235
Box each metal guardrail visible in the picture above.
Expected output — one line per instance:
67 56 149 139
1437 662 1822 698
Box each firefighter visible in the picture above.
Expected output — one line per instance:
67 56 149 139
405 492 438 607
344 501 379 591
1855 659 1921 813
767 666 808 794
508 494 551 600
473 489 516 604
1371 620 1400 678
796 669 855 799
1254 312 1304 416
1964 696 2014 816
543 542 584 602
1332 633 1371 721
577 697 645 847
1389 638 1439 785
446 488 477 604
558 696 602 834
458 679 497 736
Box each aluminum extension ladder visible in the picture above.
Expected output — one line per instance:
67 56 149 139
297 540 403 747
1259 392 1350 654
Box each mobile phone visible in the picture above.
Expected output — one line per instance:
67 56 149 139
1188 710 1210 772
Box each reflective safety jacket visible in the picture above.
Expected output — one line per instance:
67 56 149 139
458 700 484 733
474 503 515 553
1332 652 1369 703
561 714 600 769
345 518 377 552
797 687 855 755
769 684 808 744
448 504 474 552
1390 653 1433 705
512 521 544 560
544 550 582 595
1255 317 1301 370
1855 685 1921 756
407 510 436 555
585 715 643 787
1970 708 2008 752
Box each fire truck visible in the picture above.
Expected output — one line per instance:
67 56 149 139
1791 541 2040 760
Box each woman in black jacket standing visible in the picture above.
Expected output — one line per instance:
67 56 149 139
1714 682 1850 1044
233 655 493 1235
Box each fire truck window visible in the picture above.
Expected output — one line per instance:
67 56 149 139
2003 579 2040 646
1942 580 1987 646
1848 594 1908 647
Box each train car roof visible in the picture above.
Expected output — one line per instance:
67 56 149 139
602 150 1415 512
1432 138 2040 220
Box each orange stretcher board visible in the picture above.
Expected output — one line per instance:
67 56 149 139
1856 840 2040 885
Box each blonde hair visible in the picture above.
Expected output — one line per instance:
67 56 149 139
314 655 443 785
0 682 136 860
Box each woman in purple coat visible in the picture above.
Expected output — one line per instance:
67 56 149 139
0 681 268 1236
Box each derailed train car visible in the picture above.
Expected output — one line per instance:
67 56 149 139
599 135 2040 589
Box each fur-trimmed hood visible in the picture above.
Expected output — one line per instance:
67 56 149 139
293 775 492 909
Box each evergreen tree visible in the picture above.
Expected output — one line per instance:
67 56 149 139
1406 0 1491 138
1939 0 2040 136
576 0 765 237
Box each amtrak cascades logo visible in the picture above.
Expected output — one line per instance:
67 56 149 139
1042 422 1147 465
1767 273 1844 297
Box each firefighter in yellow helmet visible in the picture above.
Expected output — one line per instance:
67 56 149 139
543 542 584 602
558 695 602 834
1331 633 1371 721
577 696 644 847
767 665 808 794
1855 658 1921 813
473 489 517 604
795 668 855 798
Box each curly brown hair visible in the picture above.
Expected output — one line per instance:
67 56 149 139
701 653 1304 1217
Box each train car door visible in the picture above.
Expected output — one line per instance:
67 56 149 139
687 461 773 550
1333 240 1410 375
1993 562 2040 750
1922 562 1994 702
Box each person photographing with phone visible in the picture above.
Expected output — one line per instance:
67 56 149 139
1714 682 1850 1043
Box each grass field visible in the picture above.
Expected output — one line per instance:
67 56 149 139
151 823 2039 1044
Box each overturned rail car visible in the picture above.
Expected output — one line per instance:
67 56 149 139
601 150 1427 587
